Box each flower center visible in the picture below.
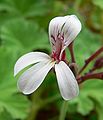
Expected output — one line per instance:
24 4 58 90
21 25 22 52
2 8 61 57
51 51 66 63
51 32 65 63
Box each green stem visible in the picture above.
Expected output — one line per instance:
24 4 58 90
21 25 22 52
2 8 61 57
27 93 61 120
59 101 68 120
42 94 60 106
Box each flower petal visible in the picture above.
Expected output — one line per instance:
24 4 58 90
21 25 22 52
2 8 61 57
49 15 82 54
14 52 50 76
17 60 55 94
55 61 79 100
61 15 82 51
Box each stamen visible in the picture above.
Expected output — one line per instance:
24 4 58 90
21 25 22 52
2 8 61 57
57 33 64 41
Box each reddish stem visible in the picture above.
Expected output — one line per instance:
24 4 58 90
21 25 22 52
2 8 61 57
89 67 97 73
68 42 76 63
78 47 103 74
77 72 103 84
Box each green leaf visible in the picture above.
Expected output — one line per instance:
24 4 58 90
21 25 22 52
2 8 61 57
0 18 49 53
96 105 103 120
77 96 94 115
0 94 30 119
92 0 103 9
0 0 50 17
0 110 14 120
0 47 30 119
69 80 103 120
74 27 101 67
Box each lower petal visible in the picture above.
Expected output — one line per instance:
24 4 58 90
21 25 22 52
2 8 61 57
17 60 55 94
55 61 79 100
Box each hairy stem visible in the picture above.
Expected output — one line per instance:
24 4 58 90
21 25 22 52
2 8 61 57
68 42 76 63
78 47 103 74
77 72 103 84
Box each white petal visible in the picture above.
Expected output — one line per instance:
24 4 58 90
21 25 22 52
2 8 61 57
49 15 81 53
49 16 68 42
14 52 51 76
55 61 79 100
17 60 55 94
62 15 82 50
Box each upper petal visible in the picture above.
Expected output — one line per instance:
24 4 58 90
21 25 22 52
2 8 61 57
49 15 82 54
17 60 55 94
14 52 50 76
61 15 82 51
55 61 79 100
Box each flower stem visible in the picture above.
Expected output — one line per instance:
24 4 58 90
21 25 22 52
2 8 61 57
77 72 103 84
78 47 103 74
41 94 60 107
68 42 76 63
59 101 68 120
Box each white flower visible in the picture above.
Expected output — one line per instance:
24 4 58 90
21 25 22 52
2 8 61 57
14 15 82 100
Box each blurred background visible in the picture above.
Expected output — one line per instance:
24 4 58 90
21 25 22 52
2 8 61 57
0 0 103 120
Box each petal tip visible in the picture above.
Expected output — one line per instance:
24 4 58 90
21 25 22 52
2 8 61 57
62 89 79 101
17 81 32 95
